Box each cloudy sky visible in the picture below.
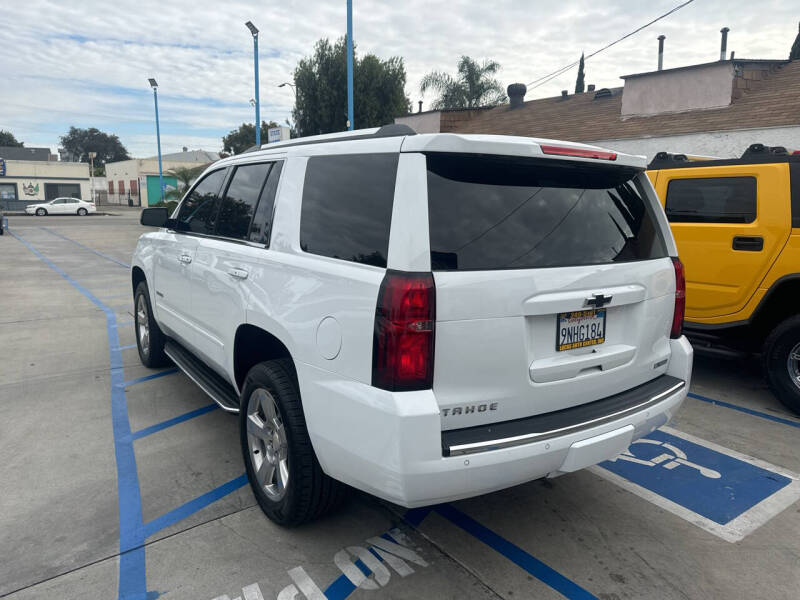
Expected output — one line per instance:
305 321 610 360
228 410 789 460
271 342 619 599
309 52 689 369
2 0 798 158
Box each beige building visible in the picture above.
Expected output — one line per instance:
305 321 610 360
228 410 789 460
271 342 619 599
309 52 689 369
104 149 219 206
0 156 90 211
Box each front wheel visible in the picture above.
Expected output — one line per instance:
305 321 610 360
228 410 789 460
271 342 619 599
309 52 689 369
77 207 88 216
36 208 47 216
240 359 345 526
134 281 169 367
762 315 800 415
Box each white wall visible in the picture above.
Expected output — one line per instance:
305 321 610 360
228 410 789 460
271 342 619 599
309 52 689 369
621 62 734 117
590 125 800 161
395 112 442 133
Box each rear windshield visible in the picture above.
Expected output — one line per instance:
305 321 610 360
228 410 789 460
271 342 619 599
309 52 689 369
426 153 668 271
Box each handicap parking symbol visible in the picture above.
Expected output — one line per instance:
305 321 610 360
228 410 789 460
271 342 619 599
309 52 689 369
593 427 800 542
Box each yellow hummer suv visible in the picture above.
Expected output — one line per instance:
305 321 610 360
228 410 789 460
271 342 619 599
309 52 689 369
648 144 800 414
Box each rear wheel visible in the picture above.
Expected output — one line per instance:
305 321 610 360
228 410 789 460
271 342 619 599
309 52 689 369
36 208 47 216
762 315 800 415
77 207 88 216
134 281 169 367
240 359 345 526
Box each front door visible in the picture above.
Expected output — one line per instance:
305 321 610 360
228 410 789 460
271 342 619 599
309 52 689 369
654 164 793 320
152 168 227 349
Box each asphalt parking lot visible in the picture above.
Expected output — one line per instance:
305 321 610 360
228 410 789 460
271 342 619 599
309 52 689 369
1 212 799 600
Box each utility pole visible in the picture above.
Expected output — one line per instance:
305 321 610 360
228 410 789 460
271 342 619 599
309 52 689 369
346 0 354 130
246 21 261 146
148 78 165 204
88 151 96 205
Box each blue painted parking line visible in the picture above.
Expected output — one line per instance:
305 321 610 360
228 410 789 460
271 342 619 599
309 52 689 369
594 426 800 542
140 474 248 540
131 403 218 441
122 368 179 388
40 226 131 268
689 391 800 429
403 505 597 600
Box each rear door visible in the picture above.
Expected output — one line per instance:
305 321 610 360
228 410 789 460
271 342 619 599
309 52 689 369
191 160 282 378
425 153 676 430
654 164 792 320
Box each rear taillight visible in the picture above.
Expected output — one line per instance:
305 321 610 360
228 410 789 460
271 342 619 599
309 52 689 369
372 271 435 391
671 257 685 339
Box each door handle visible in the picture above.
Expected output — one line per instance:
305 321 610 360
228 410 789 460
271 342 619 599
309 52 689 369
227 268 249 280
178 254 193 264
732 236 764 251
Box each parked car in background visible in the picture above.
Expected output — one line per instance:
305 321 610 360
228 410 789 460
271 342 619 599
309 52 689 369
25 197 96 216
648 144 800 414
0 206 4 235
132 126 692 525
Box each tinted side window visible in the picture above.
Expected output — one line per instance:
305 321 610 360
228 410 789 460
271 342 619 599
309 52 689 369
175 169 227 234
249 161 283 244
300 154 397 267
666 177 757 223
216 163 271 240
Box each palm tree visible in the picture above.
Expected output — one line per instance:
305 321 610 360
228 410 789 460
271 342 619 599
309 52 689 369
420 56 507 110
165 165 209 201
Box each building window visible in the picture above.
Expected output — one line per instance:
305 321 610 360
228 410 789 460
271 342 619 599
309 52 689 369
45 183 81 201
118 180 125 195
108 181 115 195
130 180 138 195
666 177 757 223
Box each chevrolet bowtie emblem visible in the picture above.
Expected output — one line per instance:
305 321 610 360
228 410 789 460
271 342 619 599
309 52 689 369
585 293 613 308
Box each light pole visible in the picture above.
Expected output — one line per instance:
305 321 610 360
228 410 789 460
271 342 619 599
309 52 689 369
148 78 165 204
346 0 354 130
245 21 261 147
278 82 296 98
88 151 96 205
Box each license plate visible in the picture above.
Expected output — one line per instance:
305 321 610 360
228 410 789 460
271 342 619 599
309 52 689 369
556 309 606 351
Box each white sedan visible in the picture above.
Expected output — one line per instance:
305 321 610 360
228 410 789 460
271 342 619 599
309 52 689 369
26 197 97 216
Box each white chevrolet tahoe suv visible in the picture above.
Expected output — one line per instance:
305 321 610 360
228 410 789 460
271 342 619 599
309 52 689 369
132 125 693 525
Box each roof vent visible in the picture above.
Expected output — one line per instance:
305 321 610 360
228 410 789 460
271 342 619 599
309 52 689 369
561 90 569 99
587 84 595 92
593 88 613 99
507 83 527 108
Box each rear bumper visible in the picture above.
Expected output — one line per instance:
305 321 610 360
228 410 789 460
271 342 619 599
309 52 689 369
300 336 693 507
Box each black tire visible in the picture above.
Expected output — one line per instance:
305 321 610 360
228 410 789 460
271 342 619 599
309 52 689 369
36 208 47 216
762 315 800 415
134 281 170 367
240 359 345 526
77 207 88 216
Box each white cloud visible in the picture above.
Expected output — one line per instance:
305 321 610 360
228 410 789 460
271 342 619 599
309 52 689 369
2 0 798 157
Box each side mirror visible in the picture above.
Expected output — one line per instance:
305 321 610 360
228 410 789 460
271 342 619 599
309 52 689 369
140 207 168 227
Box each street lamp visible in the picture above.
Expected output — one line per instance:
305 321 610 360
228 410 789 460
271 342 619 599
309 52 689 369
278 82 296 97
245 21 261 147
148 78 165 204
346 0 354 130
88 151 96 205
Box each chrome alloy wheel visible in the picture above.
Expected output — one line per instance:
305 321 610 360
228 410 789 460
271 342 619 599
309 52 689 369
136 294 150 356
246 388 289 501
788 342 800 392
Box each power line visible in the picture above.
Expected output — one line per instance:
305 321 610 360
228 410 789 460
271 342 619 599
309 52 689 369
526 0 697 90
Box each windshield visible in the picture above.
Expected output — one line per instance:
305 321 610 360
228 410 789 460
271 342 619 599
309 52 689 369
426 153 668 271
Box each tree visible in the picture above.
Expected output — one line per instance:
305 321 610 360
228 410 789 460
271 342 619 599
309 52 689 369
0 130 23 147
790 22 800 61
575 53 586 94
292 37 410 137
59 127 129 172
419 56 506 110
222 120 279 155
165 165 210 200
